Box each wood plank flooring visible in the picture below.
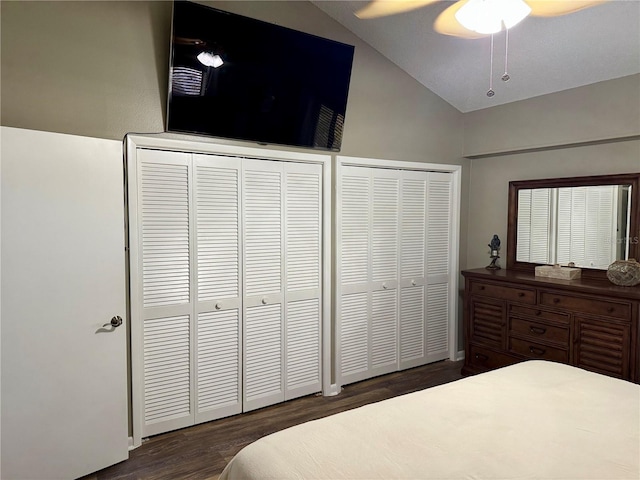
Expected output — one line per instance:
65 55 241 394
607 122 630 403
90 359 464 480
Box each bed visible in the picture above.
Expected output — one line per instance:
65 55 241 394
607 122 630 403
220 361 639 479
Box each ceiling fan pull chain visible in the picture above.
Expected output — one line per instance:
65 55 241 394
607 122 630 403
487 33 495 97
502 28 510 82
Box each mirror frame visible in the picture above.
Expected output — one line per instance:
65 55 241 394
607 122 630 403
507 173 640 281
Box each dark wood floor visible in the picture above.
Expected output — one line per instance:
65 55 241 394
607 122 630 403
90 360 464 480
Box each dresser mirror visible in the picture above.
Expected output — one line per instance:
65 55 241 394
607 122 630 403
507 173 640 280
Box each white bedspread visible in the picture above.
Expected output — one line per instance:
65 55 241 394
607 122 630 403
220 361 640 479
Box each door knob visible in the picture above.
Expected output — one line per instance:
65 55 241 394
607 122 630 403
103 316 123 328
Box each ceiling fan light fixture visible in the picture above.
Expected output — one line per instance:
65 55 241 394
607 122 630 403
455 0 531 34
197 51 224 68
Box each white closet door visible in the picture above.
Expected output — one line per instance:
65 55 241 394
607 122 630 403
339 166 401 383
370 169 400 377
136 149 194 437
399 171 428 369
339 165 455 386
425 172 453 362
284 162 323 400
193 154 242 423
243 159 285 411
339 166 372 384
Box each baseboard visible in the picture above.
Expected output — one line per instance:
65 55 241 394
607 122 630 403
455 350 465 361
128 436 136 451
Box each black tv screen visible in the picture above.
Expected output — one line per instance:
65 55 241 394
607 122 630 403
167 1 355 151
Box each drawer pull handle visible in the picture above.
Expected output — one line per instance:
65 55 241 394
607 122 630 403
535 310 542 316
518 292 525 297
553 298 560 304
607 307 615 314
530 326 546 335
475 353 488 361
529 346 546 356
478 285 485 290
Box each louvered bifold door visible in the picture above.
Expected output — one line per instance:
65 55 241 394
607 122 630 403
192 154 242 424
284 162 323 400
242 159 285 412
399 171 428 370
136 149 194 437
424 172 453 362
339 166 372 385
369 169 400 378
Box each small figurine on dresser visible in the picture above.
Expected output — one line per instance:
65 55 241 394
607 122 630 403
486 234 501 270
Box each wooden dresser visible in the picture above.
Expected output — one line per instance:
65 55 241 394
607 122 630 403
462 268 640 383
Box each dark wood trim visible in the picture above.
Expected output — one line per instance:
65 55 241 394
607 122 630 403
507 172 640 281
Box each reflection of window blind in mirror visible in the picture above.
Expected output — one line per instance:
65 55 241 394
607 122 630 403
517 190 531 261
517 189 551 264
556 186 617 269
172 66 204 96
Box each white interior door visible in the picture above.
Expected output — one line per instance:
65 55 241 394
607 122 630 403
338 164 455 386
133 149 194 438
424 172 453 362
193 154 242 423
1 127 128 479
284 162 323 400
399 171 428 370
370 169 400 377
242 159 285 412
339 166 372 385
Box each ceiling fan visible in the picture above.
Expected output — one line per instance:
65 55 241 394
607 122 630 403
355 0 607 39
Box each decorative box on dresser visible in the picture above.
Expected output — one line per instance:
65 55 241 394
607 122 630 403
462 268 640 383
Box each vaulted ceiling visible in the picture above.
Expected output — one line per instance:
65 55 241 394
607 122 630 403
312 1 640 112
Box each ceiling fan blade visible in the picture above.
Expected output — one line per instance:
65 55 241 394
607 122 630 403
433 0 487 39
355 0 439 19
526 0 607 17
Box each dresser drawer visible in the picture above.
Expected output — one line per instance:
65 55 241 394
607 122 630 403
539 292 631 320
469 344 519 370
509 304 569 324
509 317 569 345
470 281 535 304
509 337 569 363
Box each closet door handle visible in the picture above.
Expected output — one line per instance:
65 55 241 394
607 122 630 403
103 316 123 328
411 280 417 286
215 302 223 310
382 283 388 290
261 297 268 305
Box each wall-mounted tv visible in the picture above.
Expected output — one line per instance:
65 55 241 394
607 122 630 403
167 1 355 151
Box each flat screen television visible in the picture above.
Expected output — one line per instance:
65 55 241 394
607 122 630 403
167 1 355 151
